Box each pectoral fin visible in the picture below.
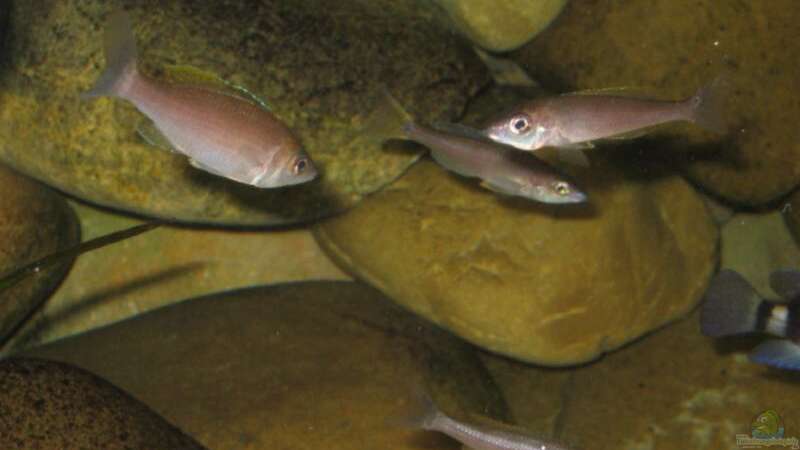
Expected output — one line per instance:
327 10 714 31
137 119 178 153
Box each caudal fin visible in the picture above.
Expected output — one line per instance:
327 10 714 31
700 269 762 337
82 10 138 99
686 77 726 134
385 388 441 431
361 89 416 144
750 340 800 371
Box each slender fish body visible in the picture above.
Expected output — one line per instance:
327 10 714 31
405 393 571 450
700 269 800 370
482 82 725 153
83 11 317 188
372 94 586 204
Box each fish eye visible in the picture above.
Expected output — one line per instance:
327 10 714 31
554 181 571 196
509 115 531 134
293 157 307 175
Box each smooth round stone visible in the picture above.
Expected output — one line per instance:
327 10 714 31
0 358 205 449
0 1 487 226
512 0 800 207
23 281 507 450
722 211 800 298
0 165 79 346
314 158 719 365
434 0 567 52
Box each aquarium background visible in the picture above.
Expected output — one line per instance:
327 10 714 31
0 0 799 449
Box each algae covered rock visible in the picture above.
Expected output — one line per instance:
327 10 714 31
0 165 79 345
314 157 718 365
513 0 800 207
0 0 487 226
434 0 567 52
24 281 507 450
0 358 205 449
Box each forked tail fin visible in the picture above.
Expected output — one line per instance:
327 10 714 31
687 76 726 134
82 10 139 99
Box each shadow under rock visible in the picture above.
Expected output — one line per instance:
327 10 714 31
4 262 205 352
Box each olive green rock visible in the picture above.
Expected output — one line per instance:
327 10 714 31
0 165 79 345
512 0 800 206
434 0 567 52
0 358 206 449
23 281 508 450
314 157 719 365
722 211 800 298
0 0 487 226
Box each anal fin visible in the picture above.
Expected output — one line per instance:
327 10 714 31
137 119 178 153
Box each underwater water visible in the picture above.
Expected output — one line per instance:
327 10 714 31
0 0 799 449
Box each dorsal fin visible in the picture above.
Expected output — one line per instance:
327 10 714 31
162 64 271 111
561 86 659 99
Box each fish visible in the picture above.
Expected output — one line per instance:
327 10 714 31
82 10 317 188
393 391 571 450
481 80 726 166
368 93 587 204
700 269 800 370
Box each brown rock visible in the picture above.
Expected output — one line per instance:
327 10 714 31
0 165 79 345
555 311 800 450
23 281 508 450
0 0 487 226
313 156 719 365
3 200 349 352
0 357 205 449
434 0 567 51
513 0 800 206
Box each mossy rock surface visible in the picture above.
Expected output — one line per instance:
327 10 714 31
23 281 507 450
0 0 487 226
512 0 800 206
314 156 719 365
0 357 206 449
0 165 79 346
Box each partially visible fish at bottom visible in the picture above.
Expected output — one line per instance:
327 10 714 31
390 391 572 450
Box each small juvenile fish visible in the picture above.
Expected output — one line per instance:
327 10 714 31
482 81 725 165
700 269 800 370
371 94 586 204
396 392 572 450
83 10 317 188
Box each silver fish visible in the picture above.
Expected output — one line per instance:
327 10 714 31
83 10 317 188
701 269 800 370
372 94 586 204
399 392 571 450
482 81 725 163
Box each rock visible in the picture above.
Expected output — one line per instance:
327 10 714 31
22 281 508 450
0 165 79 346
721 211 800 298
0 1 487 227
3 200 349 353
512 0 800 207
313 156 719 365
553 311 800 450
0 357 205 449
435 0 567 52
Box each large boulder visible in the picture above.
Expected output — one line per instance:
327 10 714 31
314 156 718 365
23 281 508 450
512 0 800 207
0 358 205 449
433 0 567 52
0 165 79 346
0 0 487 226
3 200 349 352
